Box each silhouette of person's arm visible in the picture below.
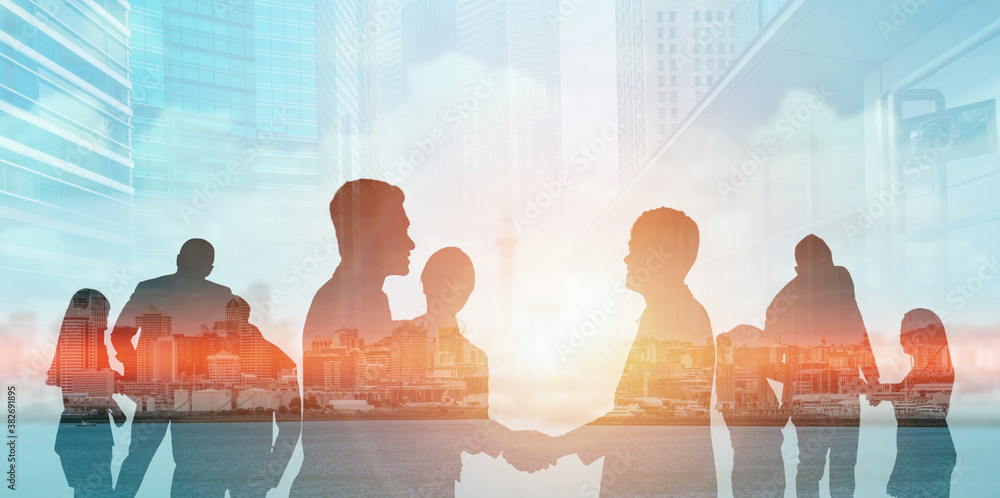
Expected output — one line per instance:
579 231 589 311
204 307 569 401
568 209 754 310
834 268 880 385
111 282 152 383
763 279 797 342
715 332 736 417
826 267 881 407
860 331 880 384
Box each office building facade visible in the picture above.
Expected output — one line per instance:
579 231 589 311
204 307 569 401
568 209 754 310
616 0 735 185
0 0 133 304
129 0 320 264
316 0 380 192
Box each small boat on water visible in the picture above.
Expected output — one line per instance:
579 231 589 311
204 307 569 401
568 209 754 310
76 421 96 427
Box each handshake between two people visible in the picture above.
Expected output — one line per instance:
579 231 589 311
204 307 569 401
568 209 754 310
497 428 606 474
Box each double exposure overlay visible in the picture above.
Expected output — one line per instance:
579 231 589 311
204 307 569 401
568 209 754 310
2 0 1000 496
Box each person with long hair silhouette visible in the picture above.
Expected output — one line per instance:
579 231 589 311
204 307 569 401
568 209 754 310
47 289 120 497
408 247 513 495
295 182 525 495
878 309 956 497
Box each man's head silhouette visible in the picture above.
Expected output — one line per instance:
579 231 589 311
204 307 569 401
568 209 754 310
176 239 215 279
794 234 833 274
421 247 475 318
625 208 699 293
330 179 414 277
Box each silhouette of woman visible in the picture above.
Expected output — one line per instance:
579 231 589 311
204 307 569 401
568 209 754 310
414 246 488 407
408 247 505 496
46 289 118 497
885 309 956 497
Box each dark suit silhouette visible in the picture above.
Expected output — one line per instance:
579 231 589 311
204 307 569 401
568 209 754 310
294 180 416 496
112 240 299 497
113 239 233 496
293 183 507 496
113 239 232 352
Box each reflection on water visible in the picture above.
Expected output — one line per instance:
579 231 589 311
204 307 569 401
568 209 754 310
23 420 1000 497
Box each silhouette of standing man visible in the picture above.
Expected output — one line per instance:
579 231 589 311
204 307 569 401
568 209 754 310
112 239 301 496
565 208 717 496
293 179 415 496
113 239 233 351
111 238 235 496
302 180 414 346
764 234 879 498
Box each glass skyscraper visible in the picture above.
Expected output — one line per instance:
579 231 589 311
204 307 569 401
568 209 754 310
253 0 319 239
456 0 562 206
0 0 133 304
615 0 735 186
130 0 258 262
254 0 318 195
378 0 461 182
316 0 380 193
130 0 319 264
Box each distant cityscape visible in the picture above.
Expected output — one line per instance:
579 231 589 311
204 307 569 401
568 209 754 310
717 338 952 422
302 321 489 412
3 0 990 429
614 337 715 419
599 335 954 422
47 294 494 417
50 296 301 414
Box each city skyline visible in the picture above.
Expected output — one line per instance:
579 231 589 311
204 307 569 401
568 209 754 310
303 319 488 410
4 1 1000 494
